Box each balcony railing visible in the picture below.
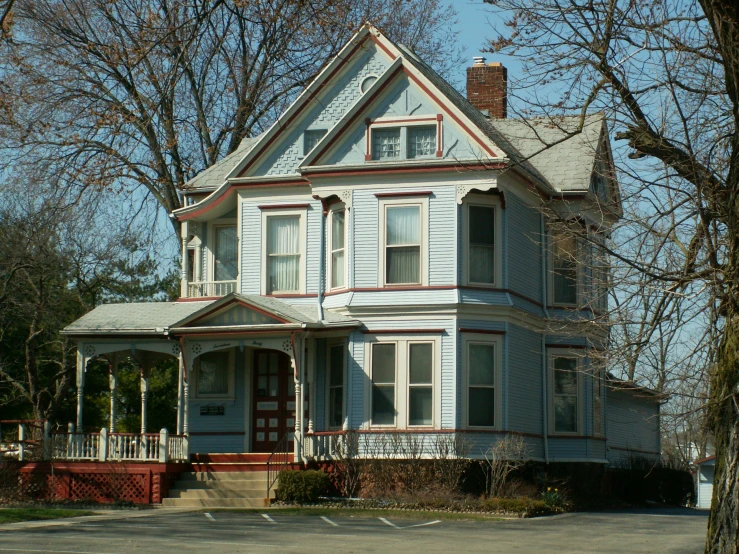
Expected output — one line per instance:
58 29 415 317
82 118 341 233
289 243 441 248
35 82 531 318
187 280 237 298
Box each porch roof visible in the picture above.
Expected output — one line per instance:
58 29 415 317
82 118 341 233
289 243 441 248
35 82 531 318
62 294 358 337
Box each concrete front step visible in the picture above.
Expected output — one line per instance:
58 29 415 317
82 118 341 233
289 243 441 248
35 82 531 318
167 488 272 500
161 497 269 508
179 471 269 482
172 480 266 491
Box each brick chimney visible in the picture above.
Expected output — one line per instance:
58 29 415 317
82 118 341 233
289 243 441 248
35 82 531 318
466 57 507 119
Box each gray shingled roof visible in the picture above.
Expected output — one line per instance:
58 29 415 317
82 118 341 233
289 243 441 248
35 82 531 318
184 135 263 191
395 43 603 193
63 301 214 334
493 114 603 192
63 294 356 335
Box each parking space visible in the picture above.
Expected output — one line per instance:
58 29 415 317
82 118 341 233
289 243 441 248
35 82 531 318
0 508 708 553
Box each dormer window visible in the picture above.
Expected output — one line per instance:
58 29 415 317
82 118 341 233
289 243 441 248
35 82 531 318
408 126 436 158
303 129 327 155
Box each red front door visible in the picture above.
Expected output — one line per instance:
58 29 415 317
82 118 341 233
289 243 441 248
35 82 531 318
252 350 295 452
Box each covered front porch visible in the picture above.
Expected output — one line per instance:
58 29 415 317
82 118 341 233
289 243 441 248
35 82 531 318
55 293 358 465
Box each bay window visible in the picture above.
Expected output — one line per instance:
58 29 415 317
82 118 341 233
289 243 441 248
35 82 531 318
468 205 496 284
552 230 578 305
552 356 580 434
214 225 238 282
466 342 497 428
329 209 346 289
408 343 433 426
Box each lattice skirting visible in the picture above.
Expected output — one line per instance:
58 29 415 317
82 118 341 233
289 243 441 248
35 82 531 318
16 462 186 504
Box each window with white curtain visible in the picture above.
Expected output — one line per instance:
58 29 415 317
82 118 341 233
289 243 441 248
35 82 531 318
327 343 345 428
214 225 238 281
372 128 401 160
552 230 578 304
408 126 436 158
330 209 346 289
385 205 421 285
196 350 232 397
468 205 495 284
552 356 579 433
267 215 300 293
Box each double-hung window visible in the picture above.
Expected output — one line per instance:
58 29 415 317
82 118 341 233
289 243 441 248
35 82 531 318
214 225 238 282
327 343 345 428
466 342 497 427
368 336 438 428
371 343 397 425
383 204 422 285
266 215 300 294
552 230 578 305
468 205 496 284
552 356 579 433
329 209 346 290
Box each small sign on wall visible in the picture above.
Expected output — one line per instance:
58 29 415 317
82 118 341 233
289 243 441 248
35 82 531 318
200 405 225 416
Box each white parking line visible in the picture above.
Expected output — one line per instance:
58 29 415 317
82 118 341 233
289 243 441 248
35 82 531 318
261 513 278 524
204 513 215 521
406 520 441 528
379 517 399 528
320 516 339 527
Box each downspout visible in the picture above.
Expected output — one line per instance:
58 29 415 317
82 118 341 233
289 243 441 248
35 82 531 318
540 211 550 464
317 202 325 322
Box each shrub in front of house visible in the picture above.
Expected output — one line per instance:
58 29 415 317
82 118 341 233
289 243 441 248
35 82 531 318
275 470 330 504
482 497 551 517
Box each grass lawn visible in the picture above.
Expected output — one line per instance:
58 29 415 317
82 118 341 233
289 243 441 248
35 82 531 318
209 507 510 522
0 508 95 524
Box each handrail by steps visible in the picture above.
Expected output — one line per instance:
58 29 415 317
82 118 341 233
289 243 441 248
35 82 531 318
265 432 291 502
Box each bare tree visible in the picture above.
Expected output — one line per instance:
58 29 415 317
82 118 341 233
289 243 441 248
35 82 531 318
482 0 738 549
0 0 461 240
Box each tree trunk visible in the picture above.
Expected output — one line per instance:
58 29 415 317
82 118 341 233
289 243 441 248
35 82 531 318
707 304 739 552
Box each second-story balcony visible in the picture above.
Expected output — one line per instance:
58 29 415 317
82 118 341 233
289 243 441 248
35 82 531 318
187 280 237 298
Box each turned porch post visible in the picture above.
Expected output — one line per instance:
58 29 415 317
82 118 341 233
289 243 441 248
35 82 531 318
140 364 149 435
108 354 118 433
176 352 184 435
75 348 85 432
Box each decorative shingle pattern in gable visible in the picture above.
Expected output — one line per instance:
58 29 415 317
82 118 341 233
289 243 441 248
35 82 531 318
263 48 390 176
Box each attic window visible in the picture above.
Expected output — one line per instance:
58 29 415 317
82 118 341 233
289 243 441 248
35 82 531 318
408 126 436 158
373 128 401 160
366 117 443 162
361 75 378 93
304 129 327 155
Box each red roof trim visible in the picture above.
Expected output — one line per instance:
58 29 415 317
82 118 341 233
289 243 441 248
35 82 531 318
374 190 432 198
362 328 446 335
185 298 291 327
258 203 311 210
694 455 716 465
179 188 235 221
307 162 504 179
368 33 397 60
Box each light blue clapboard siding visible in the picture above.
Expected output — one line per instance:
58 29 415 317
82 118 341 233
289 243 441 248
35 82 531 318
459 289 511 306
506 192 542 303
605 387 661 464
464 433 544 460
188 347 246 454
348 289 458 308
306 200 321 293
352 188 378 288
429 186 456 285
348 330 365 428
507 324 543 436
240 200 261 295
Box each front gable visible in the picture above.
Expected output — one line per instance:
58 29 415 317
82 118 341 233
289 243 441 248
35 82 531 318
195 304 286 327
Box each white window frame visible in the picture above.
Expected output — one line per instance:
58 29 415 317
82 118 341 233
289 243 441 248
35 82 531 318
325 339 347 430
462 195 503 287
364 334 441 430
378 196 429 287
548 350 584 435
260 207 307 295
327 205 348 291
549 226 581 307
207 218 238 283
461 334 503 430
405 340 435 428
193 348 235 400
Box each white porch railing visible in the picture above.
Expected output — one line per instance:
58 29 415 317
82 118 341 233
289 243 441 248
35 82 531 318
187 280 237 298
303 432 345 461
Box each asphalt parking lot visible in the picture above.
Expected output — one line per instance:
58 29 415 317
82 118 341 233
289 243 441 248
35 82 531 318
0 508 708 553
